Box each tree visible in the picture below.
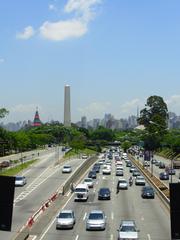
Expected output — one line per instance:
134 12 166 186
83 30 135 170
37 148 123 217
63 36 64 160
138 95 168 151
0 108 9 119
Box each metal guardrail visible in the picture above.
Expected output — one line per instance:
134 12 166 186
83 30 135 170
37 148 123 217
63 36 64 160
128 154 170 210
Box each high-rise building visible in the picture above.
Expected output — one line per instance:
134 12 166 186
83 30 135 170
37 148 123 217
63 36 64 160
64 85 71 127
81 116 87 128
33 108 42 127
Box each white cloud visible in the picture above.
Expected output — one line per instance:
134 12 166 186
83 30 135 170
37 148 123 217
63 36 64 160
17 0 102 41
65 0 102 21
78 101 111 118
39 19 87 41
120 98 143 113
0 58 5 64
165 95 180 113
16 26 35 40
11 104 41 113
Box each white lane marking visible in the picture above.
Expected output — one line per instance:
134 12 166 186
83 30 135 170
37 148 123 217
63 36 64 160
39 189 74 240
96 181 98 185
83 212 87 221
93 188 96 193
141 216 144 221
147 233 151 240
111 212 114 220
29 236 37 240
75 235 79 240
110 234 113 240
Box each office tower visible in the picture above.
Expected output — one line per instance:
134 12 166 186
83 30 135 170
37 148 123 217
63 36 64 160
64 85 71 127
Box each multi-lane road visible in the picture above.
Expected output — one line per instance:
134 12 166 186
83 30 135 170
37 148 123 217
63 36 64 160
0 148 83 240
36 153 170 240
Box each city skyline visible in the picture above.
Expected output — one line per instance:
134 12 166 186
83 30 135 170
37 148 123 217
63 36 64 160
1 0 180 123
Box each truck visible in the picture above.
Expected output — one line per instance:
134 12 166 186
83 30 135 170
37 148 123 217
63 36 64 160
173 160 180 169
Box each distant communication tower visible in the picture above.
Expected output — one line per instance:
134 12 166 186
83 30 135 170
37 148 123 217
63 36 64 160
33 107 41 127
64 85 71 127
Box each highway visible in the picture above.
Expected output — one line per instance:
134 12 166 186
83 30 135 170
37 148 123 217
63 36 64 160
37 153 170 240
0 148 83 240
135 154 180 186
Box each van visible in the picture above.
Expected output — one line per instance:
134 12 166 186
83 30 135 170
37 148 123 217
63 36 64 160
74 183 89 201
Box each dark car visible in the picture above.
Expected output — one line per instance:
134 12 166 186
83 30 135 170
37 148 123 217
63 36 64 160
0 161 10 168
159 162 165 169
166 168 176 175
141 186 155 199
98 188 111 200
88 170 97 179
116 169 124 176
132 170 140 177
92 164 100 173
159 172 169 180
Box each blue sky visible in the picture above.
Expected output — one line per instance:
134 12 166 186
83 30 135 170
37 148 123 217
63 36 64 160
0 0 180 123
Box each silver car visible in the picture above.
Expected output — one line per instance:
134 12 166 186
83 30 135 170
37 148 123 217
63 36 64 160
86 210 106 230
83 178 94 188
56 210 75 229
15 176 27 186
117 220 139 239
62 165 72 173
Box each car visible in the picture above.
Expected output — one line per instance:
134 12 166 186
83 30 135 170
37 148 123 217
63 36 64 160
159 162 165 169
141 186 155 199
15 176 27 186
82 154 88 159
86 210 106 230
166 168 176 175
159 172 169 180
56 210 75 229
0 161 10 168
135 176 146 186
102 165 111 175
144 161 150 167
88 170 97 179
155 160 161 166
98 188 111 200
92 164 100 173
83 178 94 188
129 167 136 173
126 161 132 167
117 178 128 190
116 165 123 171
62 165 72 173
132 170 140 177
117 220 139 240
116 169 124 176
74 184 89 201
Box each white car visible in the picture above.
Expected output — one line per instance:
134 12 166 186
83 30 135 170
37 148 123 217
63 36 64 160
102 165 111 175
15 176 27 186
135 176 146 186
118 220 139 239
62 165 72 173
83 178 94 188
74 184 89 201
56 210 75 229
117 178 128 190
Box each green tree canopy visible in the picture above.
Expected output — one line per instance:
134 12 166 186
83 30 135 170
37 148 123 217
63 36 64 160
138 95 169 151
0 108 9 119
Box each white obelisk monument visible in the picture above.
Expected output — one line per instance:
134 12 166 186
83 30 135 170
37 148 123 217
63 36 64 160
64 85 71 127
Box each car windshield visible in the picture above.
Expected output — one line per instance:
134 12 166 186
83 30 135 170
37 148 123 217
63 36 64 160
119 180 126 183
59 213 73 218
84 179 92 182
100 188 109 193
64 166 70 169
75 188 86 192
16 177 23 180
121 225 136 232
89 213 103 220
